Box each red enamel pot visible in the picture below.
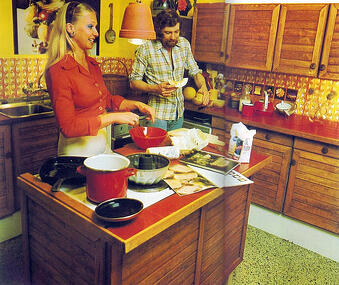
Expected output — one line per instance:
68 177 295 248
77 154 137 203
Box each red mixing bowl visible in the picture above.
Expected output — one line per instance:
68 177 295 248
129 126 167 149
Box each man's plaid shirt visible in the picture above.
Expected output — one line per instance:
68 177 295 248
129 37 201 120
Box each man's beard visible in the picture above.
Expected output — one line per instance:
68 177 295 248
162 39 178 49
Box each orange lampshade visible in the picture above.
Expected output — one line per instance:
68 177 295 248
119 1 156 42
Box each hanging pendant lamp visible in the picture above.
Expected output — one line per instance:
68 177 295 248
119 0 156 45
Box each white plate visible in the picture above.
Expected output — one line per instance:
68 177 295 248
169 78 188 88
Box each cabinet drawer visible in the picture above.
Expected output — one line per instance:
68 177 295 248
212 116 226 130
253 128 293 147
294 138 339 159
224 119 292 147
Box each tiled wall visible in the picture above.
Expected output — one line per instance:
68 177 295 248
0 57 133 100
0 57 338 122
224 68 339 122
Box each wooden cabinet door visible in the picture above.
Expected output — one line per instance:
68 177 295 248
12 117 58 209
225 4 280 71
319 4 339 80
251 138 292 212
273 4 329 77
284 140 339 234
0 125 14 218
222 119 292 212
191 3 229 64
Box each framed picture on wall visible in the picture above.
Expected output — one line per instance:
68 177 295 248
12 0 100 55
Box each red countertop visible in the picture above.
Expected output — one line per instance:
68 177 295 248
18 142 271 253
185 102 339 146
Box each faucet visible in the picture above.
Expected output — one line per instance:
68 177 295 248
22 73 49 104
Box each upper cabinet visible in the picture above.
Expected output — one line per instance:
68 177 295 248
273 4 329 77
319 4 339 80
192 3 339 79
191 3 229 64
225 4 280 71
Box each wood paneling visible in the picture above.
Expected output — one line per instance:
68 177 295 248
19 172 253 284
12 117 58 209
191 3 229 64
226 4 280 71
0 125 14 217
319 4 339 80
284 138 339 234
251 138 292 212
273 4 329 76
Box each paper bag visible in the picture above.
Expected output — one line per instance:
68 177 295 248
228 122 256 163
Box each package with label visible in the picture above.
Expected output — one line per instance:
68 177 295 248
146 146 180 159
228 122 256 163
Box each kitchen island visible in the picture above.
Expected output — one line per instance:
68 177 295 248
17 144 270 285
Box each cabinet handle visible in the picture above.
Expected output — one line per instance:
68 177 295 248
225 54 229 60
310 63 316 69
265 134 271 141
319 64 326 71
220 51 224 57
291 159 296 166
321 146 328 154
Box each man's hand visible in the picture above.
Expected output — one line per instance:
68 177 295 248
157 82 178 97
197 87 210 106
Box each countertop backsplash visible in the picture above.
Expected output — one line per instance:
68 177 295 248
0 56 133 102
0 57 338 122
223 67 339 122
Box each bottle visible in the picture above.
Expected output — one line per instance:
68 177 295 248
239 86 251 112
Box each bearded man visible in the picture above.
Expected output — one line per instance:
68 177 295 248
129 9 209 131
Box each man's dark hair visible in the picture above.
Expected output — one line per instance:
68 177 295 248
154 9 182 40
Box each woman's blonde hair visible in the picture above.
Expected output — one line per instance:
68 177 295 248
45 1 96 72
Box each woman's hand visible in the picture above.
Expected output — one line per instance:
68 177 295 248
135 102 155 123
99 112 140 128
119 100 156 123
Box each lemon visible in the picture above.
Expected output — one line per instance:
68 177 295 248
192 93 203 105
213 99 225 108
183 87 196 100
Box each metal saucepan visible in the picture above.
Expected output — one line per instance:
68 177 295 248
39 156 87 192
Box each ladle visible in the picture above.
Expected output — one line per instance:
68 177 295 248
105 3 116 43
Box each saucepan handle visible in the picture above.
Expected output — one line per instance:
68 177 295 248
124 167 137 177
76 165 86 175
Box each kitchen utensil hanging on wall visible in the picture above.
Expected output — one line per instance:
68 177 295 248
105 3 116 43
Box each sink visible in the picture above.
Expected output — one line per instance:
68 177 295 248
0 102 54 118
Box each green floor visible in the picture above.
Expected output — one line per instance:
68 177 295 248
1 226 338 284
232 225 339 285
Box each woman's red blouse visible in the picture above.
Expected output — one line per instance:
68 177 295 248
46 55 125 138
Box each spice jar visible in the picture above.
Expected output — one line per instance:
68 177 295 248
230 92 240 109
239 86 251 112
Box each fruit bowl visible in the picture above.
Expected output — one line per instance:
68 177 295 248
276 101 292 114
129 126 168 149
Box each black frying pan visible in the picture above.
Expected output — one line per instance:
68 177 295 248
39 156 86 191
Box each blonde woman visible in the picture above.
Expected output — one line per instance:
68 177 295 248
45 1 155 157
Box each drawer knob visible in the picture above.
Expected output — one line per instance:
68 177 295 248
5 152 12 159
321 146 328 154
291 159 296 166
310 63 316 69
319 64 326 71
265 134 271 140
